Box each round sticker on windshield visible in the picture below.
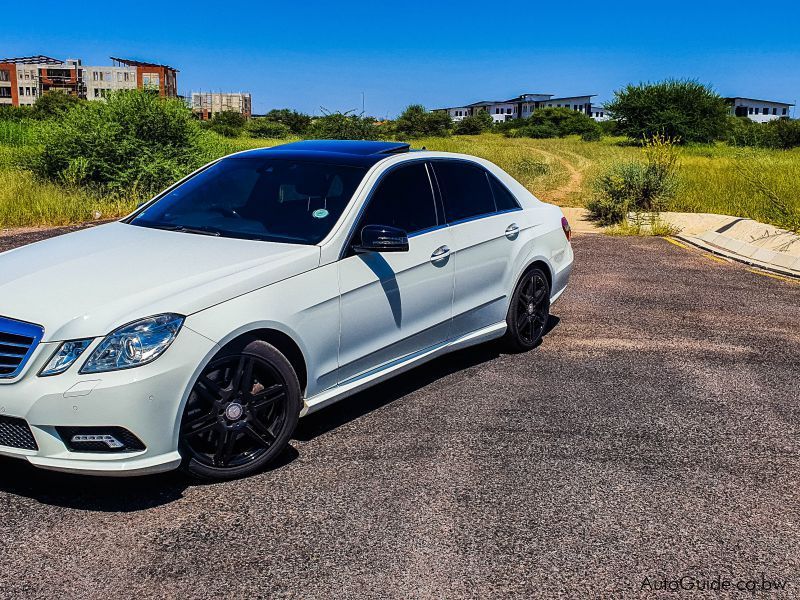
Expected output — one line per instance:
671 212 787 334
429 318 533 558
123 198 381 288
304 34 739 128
312 209 329 219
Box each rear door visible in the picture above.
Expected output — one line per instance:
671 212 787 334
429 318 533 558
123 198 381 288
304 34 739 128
430 160 523 338
337 162 455 383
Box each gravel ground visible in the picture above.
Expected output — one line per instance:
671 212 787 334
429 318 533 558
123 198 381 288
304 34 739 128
0 231 798 599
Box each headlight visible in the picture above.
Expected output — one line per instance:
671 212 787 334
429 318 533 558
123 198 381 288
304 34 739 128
80 314 184 374
39 339 93 376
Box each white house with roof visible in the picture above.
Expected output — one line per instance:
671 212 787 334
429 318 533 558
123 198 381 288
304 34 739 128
435 92 606 122
726 97 794 123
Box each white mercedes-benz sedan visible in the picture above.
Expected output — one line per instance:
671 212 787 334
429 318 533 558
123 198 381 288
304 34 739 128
0 140 573 480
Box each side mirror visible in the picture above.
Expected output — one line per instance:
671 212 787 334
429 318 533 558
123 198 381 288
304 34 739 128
354 224 409 253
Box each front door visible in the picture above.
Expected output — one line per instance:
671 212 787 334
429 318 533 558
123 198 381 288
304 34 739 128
337 162 454 383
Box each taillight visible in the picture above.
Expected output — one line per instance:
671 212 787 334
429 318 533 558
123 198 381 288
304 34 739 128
561 216 572 241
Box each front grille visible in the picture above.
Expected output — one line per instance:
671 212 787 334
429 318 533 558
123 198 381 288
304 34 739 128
0 316 44 379
56 426 147 453
0 415 38 450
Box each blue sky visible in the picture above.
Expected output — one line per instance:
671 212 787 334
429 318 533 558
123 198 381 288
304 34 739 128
5 0 799 117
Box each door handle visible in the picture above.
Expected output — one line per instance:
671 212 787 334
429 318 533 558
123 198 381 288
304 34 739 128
505 223 520 239
430 245 451 263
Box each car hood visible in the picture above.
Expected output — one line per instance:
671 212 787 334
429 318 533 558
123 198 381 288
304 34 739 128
0 222 320 341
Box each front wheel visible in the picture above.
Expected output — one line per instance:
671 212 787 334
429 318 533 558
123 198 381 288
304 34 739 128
179 340 301 481
504 267 551 352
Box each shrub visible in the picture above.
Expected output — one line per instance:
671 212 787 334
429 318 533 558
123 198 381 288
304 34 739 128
0 105 33 122
607 79 729 143
263 108 312 135
33 90 200 197
454 110 493 135
306 111 384 140
597 119 618 136
510 107 600 139
767 118 800 150
588 134 680 225
725 117 800 150
581 128 602 142
514 123 560 139
208 110 247 137
247 118 291 139
395 104 452 138
31 91 82 120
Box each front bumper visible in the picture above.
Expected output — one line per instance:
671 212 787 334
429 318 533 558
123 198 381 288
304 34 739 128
0 325 217 476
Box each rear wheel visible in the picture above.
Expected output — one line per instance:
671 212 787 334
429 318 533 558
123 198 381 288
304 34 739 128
504 267 550 351
179 340 301 481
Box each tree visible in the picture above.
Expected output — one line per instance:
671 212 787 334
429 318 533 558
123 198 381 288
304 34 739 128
394 104 452 138
263 108 312 135
607 79 729 143
31 90 82 120
208 110 247 137
454 110 493 135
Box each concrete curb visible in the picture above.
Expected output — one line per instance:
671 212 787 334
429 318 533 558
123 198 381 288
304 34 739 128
675 234 800 280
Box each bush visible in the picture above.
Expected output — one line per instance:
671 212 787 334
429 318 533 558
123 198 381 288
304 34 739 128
581 128 602 142
207 110 247 137
33 90 200 197
607 79 729 143
597 119 618 136
306 111 384 140
767 118 800 150
588 134 680 225
514 123 560 139
725 116 800 150
454 111 493 135
263 108 312 135
394 104 452 138
0 105 33 122
247 118 291 139
31 91 82 120
510 107 600 139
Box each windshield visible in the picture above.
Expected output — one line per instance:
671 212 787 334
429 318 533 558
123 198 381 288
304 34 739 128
129 157 368 244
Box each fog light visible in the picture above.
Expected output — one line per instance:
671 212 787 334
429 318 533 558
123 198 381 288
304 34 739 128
70 434 124 449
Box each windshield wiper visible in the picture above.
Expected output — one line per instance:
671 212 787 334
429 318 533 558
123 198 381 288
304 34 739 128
145 223 223 237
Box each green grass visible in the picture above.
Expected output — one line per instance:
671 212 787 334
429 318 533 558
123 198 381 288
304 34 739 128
1 128 799 232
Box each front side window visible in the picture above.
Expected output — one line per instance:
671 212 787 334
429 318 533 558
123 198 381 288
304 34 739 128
358 163 437 235
130 157 367 244
433 161 496 223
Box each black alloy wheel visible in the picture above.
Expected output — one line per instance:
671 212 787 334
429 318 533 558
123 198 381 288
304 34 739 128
505 267 551 351
180 340 301 480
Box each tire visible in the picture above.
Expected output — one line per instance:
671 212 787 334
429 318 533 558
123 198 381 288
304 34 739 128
504 267 551 352
179 340 302 481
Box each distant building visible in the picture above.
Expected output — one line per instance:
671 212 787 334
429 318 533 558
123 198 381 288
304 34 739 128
0 55 178 106
726 97 794 123
190 92 252 120
435 92 606 123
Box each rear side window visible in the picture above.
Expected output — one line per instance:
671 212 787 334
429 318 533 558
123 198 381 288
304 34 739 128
488 174 520 211
359 163 438 234
432 161 496 223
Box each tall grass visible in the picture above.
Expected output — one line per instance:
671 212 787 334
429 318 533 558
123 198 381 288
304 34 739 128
0 169 136 228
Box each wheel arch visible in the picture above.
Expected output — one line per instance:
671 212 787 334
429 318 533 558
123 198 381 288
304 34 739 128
216 327 309 396
515 257 554 294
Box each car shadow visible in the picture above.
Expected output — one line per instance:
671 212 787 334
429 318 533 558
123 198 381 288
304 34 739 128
0 315 560 510
0 444 299 513
294 314 560 441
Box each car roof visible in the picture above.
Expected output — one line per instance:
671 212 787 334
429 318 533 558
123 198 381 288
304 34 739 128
230 140 412 168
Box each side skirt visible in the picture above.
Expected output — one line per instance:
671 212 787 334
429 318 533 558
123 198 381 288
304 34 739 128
300 321 507 417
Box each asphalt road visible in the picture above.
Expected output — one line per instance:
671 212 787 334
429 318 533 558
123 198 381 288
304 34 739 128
0 231 798 599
